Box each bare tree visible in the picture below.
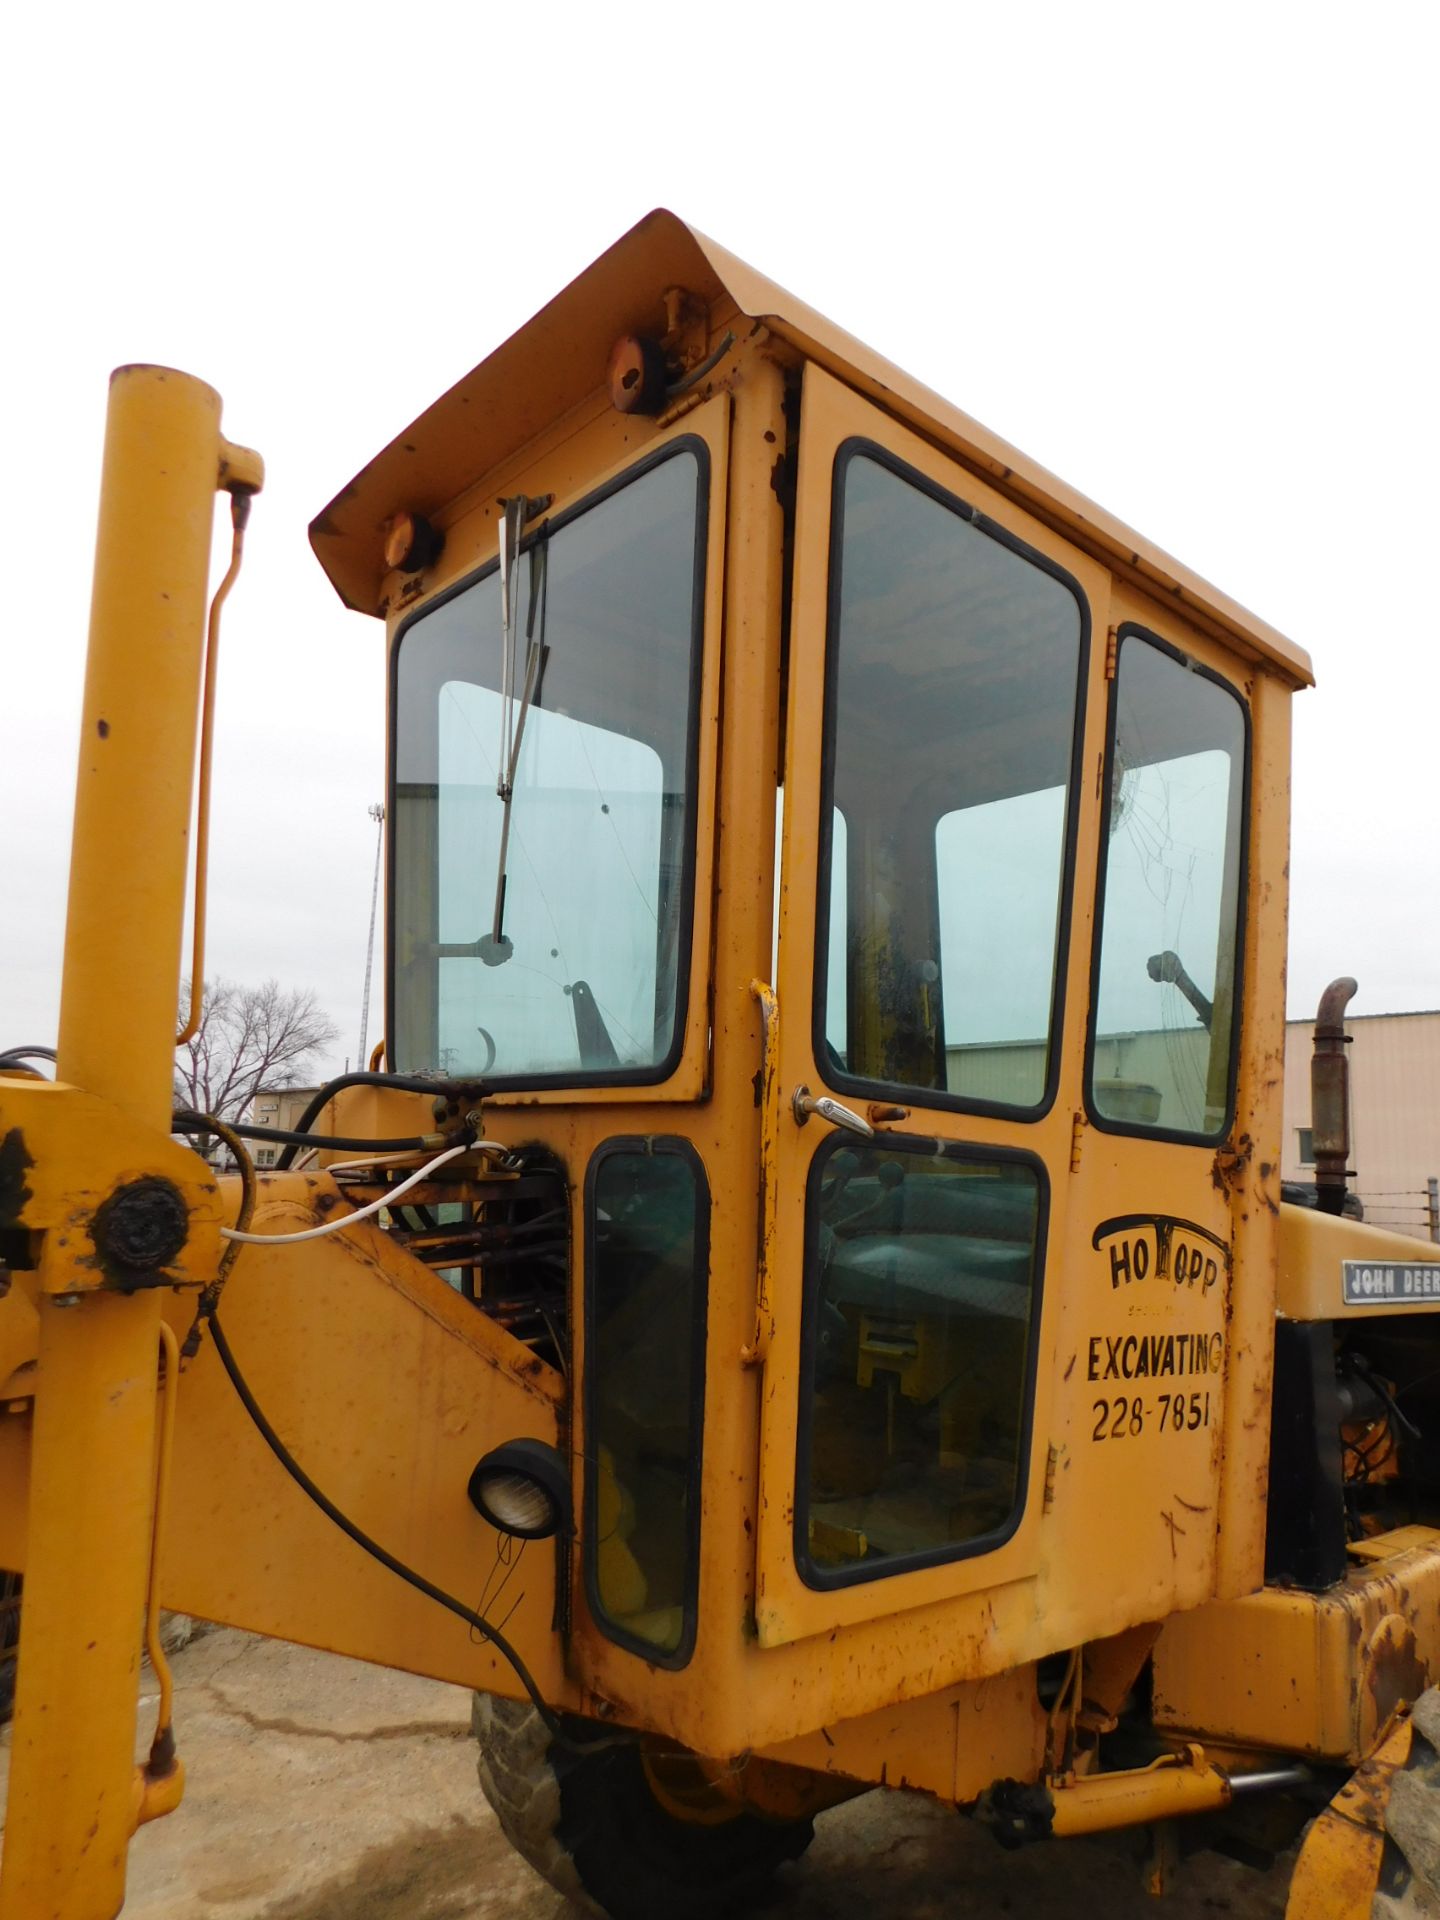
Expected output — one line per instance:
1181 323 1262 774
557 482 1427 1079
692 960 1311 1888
174 978 339 1125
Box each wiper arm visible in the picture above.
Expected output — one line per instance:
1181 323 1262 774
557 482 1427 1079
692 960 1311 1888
479 498 550 967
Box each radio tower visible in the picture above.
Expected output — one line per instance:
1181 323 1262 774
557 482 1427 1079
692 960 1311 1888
358 803 385 1067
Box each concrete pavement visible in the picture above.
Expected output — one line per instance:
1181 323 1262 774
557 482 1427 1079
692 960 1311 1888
0 1629 1294 1917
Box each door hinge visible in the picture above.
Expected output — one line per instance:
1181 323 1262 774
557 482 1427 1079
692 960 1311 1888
1104 626 1119 680
1070 1110 1086 1172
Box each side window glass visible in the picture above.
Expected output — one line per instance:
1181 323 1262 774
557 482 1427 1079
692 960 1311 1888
1089 632 1248 1139
586 1144 708 1663
798 1137 1045 1587
936 786 1067 1106
819 449 1084 1111
772 792 847 1063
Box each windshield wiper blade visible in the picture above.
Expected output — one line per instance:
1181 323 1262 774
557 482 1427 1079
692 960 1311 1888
479 500 550 967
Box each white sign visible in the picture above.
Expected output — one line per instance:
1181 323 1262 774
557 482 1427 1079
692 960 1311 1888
1342 1261 1440 1306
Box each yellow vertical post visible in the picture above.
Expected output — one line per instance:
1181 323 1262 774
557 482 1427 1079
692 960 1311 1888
0 367 226 1920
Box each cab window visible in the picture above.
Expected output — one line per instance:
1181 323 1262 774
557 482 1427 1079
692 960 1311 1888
1088 630 1248 1140
797 1136 1045 1586
818 446 1086 1113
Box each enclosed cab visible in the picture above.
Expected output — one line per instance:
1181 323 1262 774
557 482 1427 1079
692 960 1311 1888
6 210 1440 1920
306 208 1308 1764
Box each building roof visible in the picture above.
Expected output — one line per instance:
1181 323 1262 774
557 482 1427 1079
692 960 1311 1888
1286 1010 1440 1025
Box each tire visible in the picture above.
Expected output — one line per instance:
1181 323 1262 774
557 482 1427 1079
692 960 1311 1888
1376 1690 1440 1919
472 1694 815 1920
0 1572 19 1728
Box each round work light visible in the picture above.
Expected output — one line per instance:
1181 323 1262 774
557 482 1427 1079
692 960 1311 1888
467 1439 571 1541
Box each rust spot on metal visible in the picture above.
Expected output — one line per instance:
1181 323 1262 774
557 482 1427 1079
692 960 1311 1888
608 334 668 415
90 1176 189 1280
1211 1131 1253 1195
96 718 110 738
1043 1444 1063 1513
1366 1615 1428 1729
0 1129 36 1230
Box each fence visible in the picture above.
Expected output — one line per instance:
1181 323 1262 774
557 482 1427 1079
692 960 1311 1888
1356 1177 1440 1244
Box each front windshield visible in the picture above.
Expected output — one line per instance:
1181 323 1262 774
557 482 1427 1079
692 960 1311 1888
391 445 706 1081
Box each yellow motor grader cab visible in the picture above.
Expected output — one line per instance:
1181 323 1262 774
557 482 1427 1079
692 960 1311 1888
3 212 1440 1920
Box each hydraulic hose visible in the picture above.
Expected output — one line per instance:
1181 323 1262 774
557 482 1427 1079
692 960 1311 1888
272 1072 487 1169
0 1046 57 1072
172 1111 449 1154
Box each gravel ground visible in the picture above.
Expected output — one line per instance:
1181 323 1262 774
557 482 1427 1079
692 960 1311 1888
0 1630 1297 1917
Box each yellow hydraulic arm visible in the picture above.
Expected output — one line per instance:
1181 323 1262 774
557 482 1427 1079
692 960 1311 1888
0 367 259 1920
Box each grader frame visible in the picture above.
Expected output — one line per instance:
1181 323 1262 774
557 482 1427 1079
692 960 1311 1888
2 213 1438 1920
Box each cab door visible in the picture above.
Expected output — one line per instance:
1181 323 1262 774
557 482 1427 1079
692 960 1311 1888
1057 596 1252 1617
754 365 1106 1646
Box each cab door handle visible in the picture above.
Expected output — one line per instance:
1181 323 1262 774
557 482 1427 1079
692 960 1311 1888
791 1086 875 1138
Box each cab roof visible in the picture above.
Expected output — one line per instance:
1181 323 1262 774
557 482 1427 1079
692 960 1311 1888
310 210 1312 689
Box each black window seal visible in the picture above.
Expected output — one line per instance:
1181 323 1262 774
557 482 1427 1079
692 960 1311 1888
386 436 711 1091
582 1135 710 1669
793 1132 1050 1593
1082 622 1253 1148
812 437 1091 1124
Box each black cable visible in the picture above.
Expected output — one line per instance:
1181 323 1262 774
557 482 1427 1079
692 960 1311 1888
204 1309 618 1754
180 1114 257 1359
0 1046 57 1071
173 1112 443 1154
274 1072 485 1170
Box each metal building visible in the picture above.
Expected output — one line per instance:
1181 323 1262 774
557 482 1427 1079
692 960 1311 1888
1283 1009 1440 1241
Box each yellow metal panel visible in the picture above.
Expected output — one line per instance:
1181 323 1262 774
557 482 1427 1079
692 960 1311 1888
1277 1202 1440 1321
1153 1530 1440 1761
1285 1714 1409 1920
312 213 1313 692
145 1177 575 1705
1214 664 1290 1596
0 1076 223 1295
759 1665 1047 1802
0 1269 38 1406
0 1177 573 1702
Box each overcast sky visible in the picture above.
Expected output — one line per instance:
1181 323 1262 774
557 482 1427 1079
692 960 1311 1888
3 2 1436 1083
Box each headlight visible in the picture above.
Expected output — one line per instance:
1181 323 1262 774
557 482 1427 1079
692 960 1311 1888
467 1439 571 1541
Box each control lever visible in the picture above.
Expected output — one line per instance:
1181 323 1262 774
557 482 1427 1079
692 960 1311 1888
791 1086 875 1138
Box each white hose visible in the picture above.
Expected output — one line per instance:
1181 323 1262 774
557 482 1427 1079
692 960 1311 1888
221 1141 478 1246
